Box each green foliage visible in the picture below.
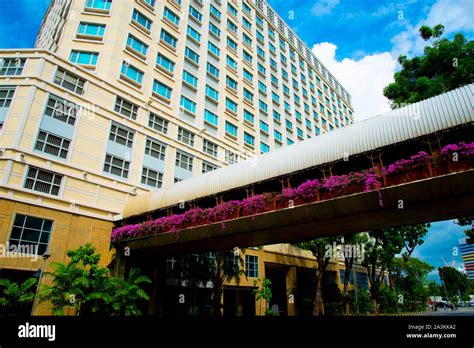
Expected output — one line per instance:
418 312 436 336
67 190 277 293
384 24 474 107
438 266 472 301
455 217 474 244
39 243 150 316
427 280 441 297
355 288 374 315
0 277 38 315
378 286 399 314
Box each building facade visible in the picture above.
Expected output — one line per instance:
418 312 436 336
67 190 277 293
460 242 474 280
0 0 353 315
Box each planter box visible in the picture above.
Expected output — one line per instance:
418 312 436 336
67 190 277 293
384 164 431 187
447 159 473 173
319 182 365 200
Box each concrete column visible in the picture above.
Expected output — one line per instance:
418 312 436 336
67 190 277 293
286 266 297 316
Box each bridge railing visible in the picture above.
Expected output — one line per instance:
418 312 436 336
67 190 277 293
112 141 474 243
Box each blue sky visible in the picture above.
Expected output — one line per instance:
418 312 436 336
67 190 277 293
0 0 471 283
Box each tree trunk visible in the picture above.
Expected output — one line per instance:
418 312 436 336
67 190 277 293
342 258 354 315
313 268 324 316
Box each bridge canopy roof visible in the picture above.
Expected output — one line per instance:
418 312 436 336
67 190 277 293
122 84 474 219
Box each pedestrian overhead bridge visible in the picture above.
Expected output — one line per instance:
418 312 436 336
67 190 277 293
114 85 474 257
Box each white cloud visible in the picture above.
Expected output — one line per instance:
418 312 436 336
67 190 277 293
312 42 397 122
391 0 474 57
311 0 340 17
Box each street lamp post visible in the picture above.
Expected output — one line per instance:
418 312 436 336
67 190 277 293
31 252 51 315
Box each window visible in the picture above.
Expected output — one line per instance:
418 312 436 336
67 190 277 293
177 127 195 146
202 161 218 174
257 30 265 42
152 80 172 99
180 96 196 114
142 167 163 188
286 119 293 130
203 139 218 157
149 112 168 134
0 86 15 108
259 100 268 113
9 214 53 256
208 42 220 57
244 110 254 123
272 92 280 103
35 131 70 159
78 22 105 38
268 28 275 40
85 0 111 11
242 17 251 30
104 154 130 178
120 62 143 85
271 74 278 86
227 3 237 16
270 58 277 70
227 19 237 33
156 53 175 73
176 150 193 171
287 138 294 145
245 255 258 278
243 69 253 82
274 130 282 142
207 63 219 78
225 121 237 137
187 25 201 42
70 51 98 66
126 34 148 56
189 5 202 22
145 137 166 160
257 47 265 58
226 56 237 70
257 63 266 74
164 7 179 25
261 142 270 153
259 120 269 133
243 33 252 46
273 111 281 122
143 0 155 8
160 29 177 48
109 122 134 148
132 9 152 30
244 132 254 146
227 37 237 50
210 4 221 19
225 149 238 164
209 22 221 37
114 96 138 120
182 70 198 88
356 272 369 289
269 43 276 54
44 95 78 126
258 81 266 93
205 85 219 101
54 68 85 95
242 50 252 63
297 128 303 139
204 109 218 126
225 98 237 113
24 166 62 196
226 76 237 91
243 88 253 102
185 48 199 65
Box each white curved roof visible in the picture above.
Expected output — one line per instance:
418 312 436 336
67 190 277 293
123 84 474 218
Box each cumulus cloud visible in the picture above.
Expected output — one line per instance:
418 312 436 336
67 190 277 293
311 0 340 17
312 42 397 122
392 0 474 57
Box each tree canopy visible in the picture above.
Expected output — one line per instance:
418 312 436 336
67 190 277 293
383 24 474 107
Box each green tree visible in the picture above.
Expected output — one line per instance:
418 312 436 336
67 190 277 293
438 266 471 303
455 217 474 244
0 277 38 315
384 24 474 107
427 280 441 297
294 236 339 316
39 243 150 316
363 224 429 312
354 288 374 315
253 278 275 316
391 258 433 312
